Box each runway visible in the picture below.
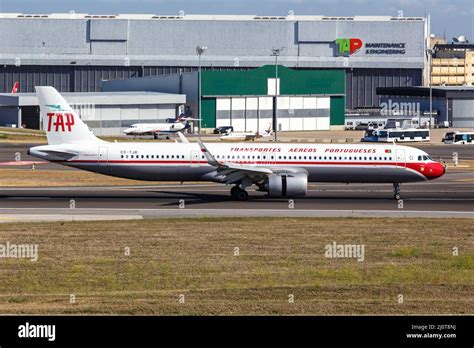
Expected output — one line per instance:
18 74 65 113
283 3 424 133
1 142 473 219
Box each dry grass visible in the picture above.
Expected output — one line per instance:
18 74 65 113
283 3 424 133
0 217 472 315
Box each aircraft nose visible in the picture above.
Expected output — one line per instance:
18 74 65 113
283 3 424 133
426 162 446 180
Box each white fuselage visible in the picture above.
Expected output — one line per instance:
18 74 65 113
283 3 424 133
29 142 444 184
123 122 185 135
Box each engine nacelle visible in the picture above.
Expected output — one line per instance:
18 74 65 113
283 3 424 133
265 173 308 197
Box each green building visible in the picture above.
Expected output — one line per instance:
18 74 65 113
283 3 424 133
200 65 345 131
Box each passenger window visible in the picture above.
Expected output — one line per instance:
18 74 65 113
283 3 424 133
121 155 124 158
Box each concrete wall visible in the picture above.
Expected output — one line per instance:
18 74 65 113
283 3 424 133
0 16 425 69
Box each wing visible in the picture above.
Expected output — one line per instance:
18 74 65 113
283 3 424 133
197 141 305 185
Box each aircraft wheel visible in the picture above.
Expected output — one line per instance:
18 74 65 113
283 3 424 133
394 193 401 200
236 189 249 201
230 186 240 200
230 186 248 201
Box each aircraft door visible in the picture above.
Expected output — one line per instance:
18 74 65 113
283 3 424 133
98 146 108 168
396 149 406 167
190 150 200 167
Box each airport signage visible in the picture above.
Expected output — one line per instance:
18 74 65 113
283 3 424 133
335 38 363 55
335 38 406 55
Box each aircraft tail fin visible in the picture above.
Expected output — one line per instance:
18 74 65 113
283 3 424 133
35 86 103 145
11 82 19 94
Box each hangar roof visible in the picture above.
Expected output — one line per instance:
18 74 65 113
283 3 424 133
0 91 186 107
0 13 425 21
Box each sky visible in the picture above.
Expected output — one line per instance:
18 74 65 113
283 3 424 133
0 0 472 40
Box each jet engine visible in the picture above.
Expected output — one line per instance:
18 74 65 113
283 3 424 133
263 173 308 197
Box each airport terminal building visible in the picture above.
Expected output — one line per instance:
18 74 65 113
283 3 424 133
0 13 429 133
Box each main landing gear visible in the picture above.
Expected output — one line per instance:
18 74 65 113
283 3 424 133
230 186 249 201
393 183 401 200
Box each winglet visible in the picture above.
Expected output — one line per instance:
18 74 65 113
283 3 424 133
198 140 219 166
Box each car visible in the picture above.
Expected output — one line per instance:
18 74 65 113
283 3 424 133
213 126 234 134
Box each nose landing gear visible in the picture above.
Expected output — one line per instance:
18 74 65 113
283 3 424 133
230 186 249 201
393 183 401 200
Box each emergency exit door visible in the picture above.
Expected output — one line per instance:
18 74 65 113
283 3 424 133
396 149 406 167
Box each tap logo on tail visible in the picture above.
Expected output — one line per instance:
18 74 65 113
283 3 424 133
46 113 75 132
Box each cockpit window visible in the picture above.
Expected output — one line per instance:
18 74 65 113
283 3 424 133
422 155 432 161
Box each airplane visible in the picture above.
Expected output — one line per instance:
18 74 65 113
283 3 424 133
219 123 273 141
11 81 19 94
29 87 446 201
122 117 200 139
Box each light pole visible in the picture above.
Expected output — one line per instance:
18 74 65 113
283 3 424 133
427 48 434 129
271 48 282 142
196 45 207 132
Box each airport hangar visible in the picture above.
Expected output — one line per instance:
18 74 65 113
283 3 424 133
0 13 429 134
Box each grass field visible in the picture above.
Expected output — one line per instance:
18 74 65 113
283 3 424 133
0 217 472 315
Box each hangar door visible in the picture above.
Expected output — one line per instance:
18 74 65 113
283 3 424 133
216 96 330 132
